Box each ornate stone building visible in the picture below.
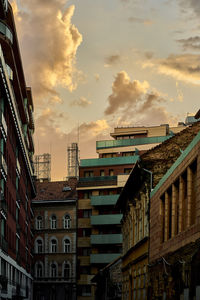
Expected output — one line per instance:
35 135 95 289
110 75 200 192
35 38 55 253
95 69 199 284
32 179 77 300
149 126 200 299
116 120 200 300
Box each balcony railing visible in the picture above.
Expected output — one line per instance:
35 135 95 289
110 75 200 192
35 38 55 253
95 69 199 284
0 236 8 253
0 109 7 139
91 194 119 206
0 21 13 43
80 155 139 167
91 234 122 244
78 176 117 187
96 136 172 149
90 253 120 264
0 275 8 293
90 214 123 225
0 151 7 176
16 158 21 175
0 193 7 215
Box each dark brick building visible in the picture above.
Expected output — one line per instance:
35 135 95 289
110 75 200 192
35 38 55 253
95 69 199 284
0 0 36 299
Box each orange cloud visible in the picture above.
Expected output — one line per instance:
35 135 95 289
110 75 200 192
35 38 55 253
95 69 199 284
11 0 82 103
70 97 92 108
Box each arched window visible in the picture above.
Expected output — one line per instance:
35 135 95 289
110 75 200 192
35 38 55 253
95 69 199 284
36 263 43 278
50 263 57 278
35 238 43 254
50 215 57 229
63 214 71 229
51 239 57 253
63 238 70 253
63 262 70 280
36 216 43 230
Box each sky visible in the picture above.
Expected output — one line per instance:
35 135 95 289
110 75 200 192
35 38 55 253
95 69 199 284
11 0 200 181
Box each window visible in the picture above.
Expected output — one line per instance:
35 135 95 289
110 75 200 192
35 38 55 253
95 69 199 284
83 248 91 256
109 169 114 176
50 215 57 229
36 239 43 253
36 216 43 230
51 239 57 253
124 168 132 174
100 170 105 176
64 239 70 253
63 215 71 229
82 285 91 296
83 229 91 237
36 263 43 278
63 263 70 279
83 210 92 218
50 263 57 278
84 171 94 177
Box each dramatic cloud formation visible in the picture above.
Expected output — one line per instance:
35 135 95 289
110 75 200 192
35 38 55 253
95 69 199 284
11 0 82 103
144 54 200 84
70 97 92 107
128 17 153 25
177 36 200 51
105 71 149 115
104 71 175 126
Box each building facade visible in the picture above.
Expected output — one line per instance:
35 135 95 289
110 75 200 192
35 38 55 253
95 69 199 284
115 120 200 300
149 126 200 299
0 1 36 299
32 179 77 300
77 124 185 300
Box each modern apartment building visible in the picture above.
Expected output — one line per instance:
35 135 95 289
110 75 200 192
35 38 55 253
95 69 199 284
0 1 36 299
77 123 185 299
32 179 77 300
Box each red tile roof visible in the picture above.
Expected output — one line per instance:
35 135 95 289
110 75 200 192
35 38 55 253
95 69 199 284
34 178 77 201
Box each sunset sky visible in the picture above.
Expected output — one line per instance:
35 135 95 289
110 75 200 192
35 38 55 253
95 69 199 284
11 0 200 180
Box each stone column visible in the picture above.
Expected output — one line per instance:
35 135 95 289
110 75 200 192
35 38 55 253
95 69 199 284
179 176 184 232
187 166 192 228
172 184 177 237
164 192 169 241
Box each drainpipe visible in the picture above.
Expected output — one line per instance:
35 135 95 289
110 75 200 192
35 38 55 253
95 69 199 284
142 168 153 192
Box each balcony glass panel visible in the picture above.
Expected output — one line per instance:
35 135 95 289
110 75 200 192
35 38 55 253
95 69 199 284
0 153 7 175
96 136 172 149
80 155 139 167
91 234 122 244
0 111 7 138
90 214 122 225
90 253 120 264
91 194 119 206
0 21 13 43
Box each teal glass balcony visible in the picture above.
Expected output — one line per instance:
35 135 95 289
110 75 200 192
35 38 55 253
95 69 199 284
80 155 139 167
90 253 120 264
91 234 122 244
91 194 119 206
0 21 13 43
78 176 117 188
0 110 7 139
96 136 172 149
0 152 7 176
90 214 122 225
